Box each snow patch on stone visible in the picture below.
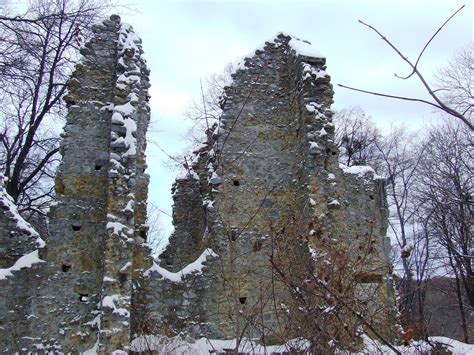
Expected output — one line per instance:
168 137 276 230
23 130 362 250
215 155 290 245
302 63 328 81
102 294 130 318
0 250 45 280
83 338 100 355
341 164 382 179
0 174 39 238
288 36 325 58
145 248 218 282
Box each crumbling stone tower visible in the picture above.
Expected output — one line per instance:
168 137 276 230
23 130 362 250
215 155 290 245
40 15 151 352
0 15 151 353
148 33 398 347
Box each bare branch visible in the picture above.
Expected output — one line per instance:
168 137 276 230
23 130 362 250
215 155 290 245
340 7 473 131
337 84 442 109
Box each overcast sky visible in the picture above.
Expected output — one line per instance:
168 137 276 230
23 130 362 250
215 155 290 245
117 0 472 236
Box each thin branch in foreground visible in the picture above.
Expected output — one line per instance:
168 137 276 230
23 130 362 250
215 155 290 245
339 5 473 131
337 84 442 109
404 5 465 80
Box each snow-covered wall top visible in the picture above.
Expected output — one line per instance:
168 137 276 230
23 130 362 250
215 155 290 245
0 173 44 270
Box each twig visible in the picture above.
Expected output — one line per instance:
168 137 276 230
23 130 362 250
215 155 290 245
339 5 473 131
338 84 441 108
403 5 465 80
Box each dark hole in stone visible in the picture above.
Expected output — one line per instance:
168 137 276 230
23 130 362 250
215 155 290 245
71 225 81 231
95 164 102 171
369 195 374 200
232 179 240 186
79 294 89 302
239 297 247 305
139 230 147 240
62 264 71 272
119 273 127 284
253 240 262 252
230 230 238 242
331 151 337 155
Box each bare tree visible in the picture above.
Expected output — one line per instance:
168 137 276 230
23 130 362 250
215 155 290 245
375 127 433 338
184 62 237 145
147 201 168 256
0 0 112 215
435 44 473 123
339 5 473 131
415 121 473 342
333 106 382 170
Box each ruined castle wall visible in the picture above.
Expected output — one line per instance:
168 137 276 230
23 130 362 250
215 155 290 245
0 21 396 351
146 34 337 339
30 17 120 351
100 20 151 352
0 177 45 352
148 33 396 344
0 15 151 353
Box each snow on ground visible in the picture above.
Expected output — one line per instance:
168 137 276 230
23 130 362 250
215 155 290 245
130 333 474 354
430 336 474 354
130 335 309 354
357 334 474 355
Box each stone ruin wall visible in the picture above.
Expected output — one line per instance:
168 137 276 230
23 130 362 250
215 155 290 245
0 21 399 353
0 15 152 353
148 33 398 345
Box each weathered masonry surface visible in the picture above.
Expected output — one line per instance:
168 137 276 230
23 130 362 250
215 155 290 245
0 15 151 353
0 23 398 352
149 33 398 346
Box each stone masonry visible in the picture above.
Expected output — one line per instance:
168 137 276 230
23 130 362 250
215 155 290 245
0 15 151 353
0 174 46 352
147 33 398 348
0 23 398 352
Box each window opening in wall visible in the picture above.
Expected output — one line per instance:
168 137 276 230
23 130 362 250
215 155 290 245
71 224 81 231
62 264 71 272
79 294 89 302
95 164 102 171
139 229 147 240
232 179 240 186
239 296 247 305
369 195 374 200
